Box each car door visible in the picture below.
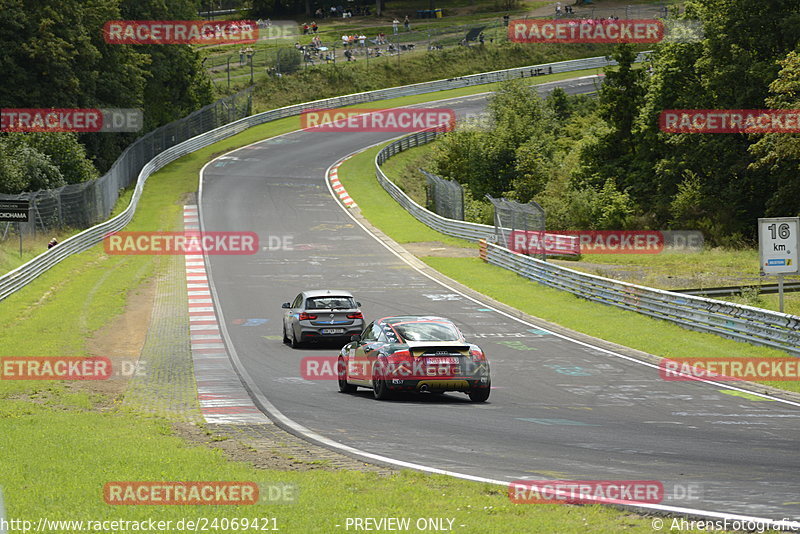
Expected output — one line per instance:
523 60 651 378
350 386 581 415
285 293 303 336
349 322 383 382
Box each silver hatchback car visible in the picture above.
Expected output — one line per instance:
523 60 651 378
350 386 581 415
281 290 365 348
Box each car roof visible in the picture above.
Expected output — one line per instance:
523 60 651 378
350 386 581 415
302 289 354 298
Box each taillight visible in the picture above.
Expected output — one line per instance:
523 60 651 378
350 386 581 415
392 349 412 360
391 349 413 376
347 312 363 319
298 312 317 320
470 348 486 361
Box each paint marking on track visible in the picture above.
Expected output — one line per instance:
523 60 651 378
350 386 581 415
183 205 270 425
328 158 358 208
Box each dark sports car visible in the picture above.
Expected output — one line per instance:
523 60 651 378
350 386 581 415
337 316 491 402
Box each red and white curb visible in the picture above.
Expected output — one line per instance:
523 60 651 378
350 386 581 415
328 159 357 208
183 205 269 425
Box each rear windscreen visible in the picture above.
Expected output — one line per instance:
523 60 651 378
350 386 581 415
305 297 356 309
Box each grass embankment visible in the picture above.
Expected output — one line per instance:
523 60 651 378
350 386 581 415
337 144 799 394
1 72 680 533
244 42 617 111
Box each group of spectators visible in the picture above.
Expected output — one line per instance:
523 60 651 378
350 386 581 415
555 3 575 16
302 22 319 34
341 33 368 47
239 46 255 65
391 16 411 34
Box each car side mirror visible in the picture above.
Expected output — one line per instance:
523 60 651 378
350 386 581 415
350 334 361 342
281 302 291 309
356 302 362 307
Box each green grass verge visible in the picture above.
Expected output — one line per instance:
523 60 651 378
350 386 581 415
3 395 671 533
336 143 800 395
1 69 686 533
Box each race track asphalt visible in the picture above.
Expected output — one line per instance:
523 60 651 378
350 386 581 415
199 76 800 519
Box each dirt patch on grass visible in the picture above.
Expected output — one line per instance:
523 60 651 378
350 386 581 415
81 277 156 400
173 421 395 475
403 241 476 257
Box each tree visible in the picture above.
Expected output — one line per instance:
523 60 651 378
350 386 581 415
0 138 65 194
578 44 646 192
749 50 800 217
3 132 97 185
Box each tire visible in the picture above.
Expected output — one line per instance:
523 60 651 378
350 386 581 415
338 358 357 393
290 328 301 349
372 359 392 400
468 380 491 403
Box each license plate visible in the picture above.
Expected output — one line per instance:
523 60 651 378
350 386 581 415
321 328 345 334
425 357 459 365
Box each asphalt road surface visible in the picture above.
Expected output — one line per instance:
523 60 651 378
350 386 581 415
199 76 800 520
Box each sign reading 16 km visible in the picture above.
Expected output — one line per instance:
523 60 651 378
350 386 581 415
758 217 800 275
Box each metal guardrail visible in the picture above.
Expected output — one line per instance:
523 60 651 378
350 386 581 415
376 130 497 242
0 53 644 304
676 282 800 298
478 241 800 355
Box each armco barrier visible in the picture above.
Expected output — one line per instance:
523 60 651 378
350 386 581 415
1 53 639 304
481 241 800 355
375 134 800 355
376 129 497 241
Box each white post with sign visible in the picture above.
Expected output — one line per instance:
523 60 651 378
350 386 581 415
758 217 800 313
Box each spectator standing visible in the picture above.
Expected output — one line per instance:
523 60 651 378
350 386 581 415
392 18 399 34
404 15 410 31
311 21 318 33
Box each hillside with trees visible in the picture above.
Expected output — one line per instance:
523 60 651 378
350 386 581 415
429 0 800 245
